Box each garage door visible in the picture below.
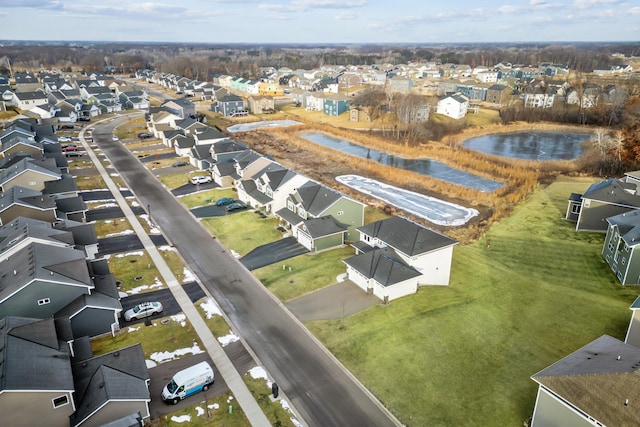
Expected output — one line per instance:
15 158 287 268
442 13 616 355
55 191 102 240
297 230 313 251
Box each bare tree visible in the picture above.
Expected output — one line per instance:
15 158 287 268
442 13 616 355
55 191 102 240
593 127 611 158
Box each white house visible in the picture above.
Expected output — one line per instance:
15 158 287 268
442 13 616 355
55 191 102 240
436 92 469 119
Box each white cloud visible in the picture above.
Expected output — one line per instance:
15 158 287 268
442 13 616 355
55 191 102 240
291 0 367 9
0 0 62 8
572 0 623 10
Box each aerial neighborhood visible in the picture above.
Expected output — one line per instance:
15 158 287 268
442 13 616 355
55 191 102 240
0 43 639 426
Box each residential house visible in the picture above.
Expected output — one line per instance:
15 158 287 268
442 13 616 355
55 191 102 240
530 335 640 427
602 209 640 285
11 91 48 110
274 179 365 248
323 94 350 117
0 316 76 427
248 96 275 114
0 186 59 225
625 295 640 347
523 88 555 108
476 71 499 83
161 98 196 119
0 157 61 192
486 84 511 105
237 163 308 213
568 176 640 232
0 137 43 159
436 92 469 119
118 90 149 110
211 94 246 117
258 82 284 96
348 216 457 290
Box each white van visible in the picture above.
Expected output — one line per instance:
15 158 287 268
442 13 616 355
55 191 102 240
161 361 214 405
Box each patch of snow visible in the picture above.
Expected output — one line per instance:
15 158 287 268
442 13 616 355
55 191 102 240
170 415 191 423
336 174 479 226
150 342 204 363
217 333 239 347
126 280 164 295
227 120 302 133
336 273 347 282
171 314 187 327
200 298 222 318
92 202 118 209
157 245 176 252
131 201 140 207
182 267 196 283
227 396 234 403
248 366 270 384
105 229 135 237
208 403 220 410
140 214 161 234
145 360 157 369
115 251 144 258
110 173 120 177
127 326 140 333
195 406 205 417
104 219 113 224
230 250 240 259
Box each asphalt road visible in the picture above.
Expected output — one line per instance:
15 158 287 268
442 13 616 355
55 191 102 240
93 115 398 427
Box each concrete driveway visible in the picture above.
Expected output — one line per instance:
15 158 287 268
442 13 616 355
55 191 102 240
240 237 308 270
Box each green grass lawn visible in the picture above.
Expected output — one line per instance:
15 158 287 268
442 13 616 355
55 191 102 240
156 171 193 190
150 390 251 427
253 246 355 301
178 189 238 209
200 212 282 256
106 250 165 293
304 175 640 427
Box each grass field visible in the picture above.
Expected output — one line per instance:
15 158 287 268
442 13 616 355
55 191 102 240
200 211 283 256
301 175 640 426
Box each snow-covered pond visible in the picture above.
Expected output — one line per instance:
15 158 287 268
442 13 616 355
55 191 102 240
337 174 478 226
226 120 302 133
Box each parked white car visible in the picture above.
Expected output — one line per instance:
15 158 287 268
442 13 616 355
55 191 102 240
190 175 212 185
124 301 163 321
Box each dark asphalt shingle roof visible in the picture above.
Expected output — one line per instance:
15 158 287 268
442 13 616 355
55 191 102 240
583 178 640 208
292 180 341 216
343 247 421 287
357 216 458 257
300 215 346 238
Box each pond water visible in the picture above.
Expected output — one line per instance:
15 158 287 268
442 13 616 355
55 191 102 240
301 132 503 192
227 120 302 133
336 175 478 226
463 131 590 161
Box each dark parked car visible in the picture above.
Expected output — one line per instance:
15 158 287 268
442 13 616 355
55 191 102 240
226 201 247 212
215 197 235 206
138 132 153 139
65 151 82 157
172 160 189 167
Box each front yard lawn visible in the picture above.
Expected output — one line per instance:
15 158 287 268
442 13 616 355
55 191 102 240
200 212 282 257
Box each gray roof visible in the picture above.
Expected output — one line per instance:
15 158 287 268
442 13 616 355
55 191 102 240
54 219 98 247
55 195 87 214
343 247 421 287
210 140 246 155
71 344 150 426
357 216 458 257
606 210 640 247
582 178 640 208
291 180 341 216
0 186 57 213
301 215 346 238
44 175 79 195
0 241 92 302
0 216 74 253
0 316 74 392
239 179 272 205
0 157 61 186
274 207 303 227
174 134 196 149
191 143 214 160
194 126 227 141
531 334 640 427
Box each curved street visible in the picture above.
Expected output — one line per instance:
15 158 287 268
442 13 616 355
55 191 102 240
92 115 400 427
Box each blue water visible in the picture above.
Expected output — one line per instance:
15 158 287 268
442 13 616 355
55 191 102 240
463 131 590 161
300 132 504 192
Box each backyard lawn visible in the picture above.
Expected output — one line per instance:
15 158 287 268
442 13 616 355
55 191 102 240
302 175 640 426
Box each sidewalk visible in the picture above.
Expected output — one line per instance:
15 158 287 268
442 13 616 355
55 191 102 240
79 117 272 427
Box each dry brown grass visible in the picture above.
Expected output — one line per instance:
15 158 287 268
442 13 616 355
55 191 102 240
237 120 592 243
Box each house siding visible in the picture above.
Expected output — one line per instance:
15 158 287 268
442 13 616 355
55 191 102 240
76 400 150 427
2 172 59 192
576 199 636 232
531 387 594 427
372 278 418 302
314 233 344 252
0 390 75 427
321 198 363 242
0 205 57 225
70 308 118 338
625 311 640 347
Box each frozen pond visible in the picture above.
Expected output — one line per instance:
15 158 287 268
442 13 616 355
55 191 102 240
227 120 302 133
336 175 478 226
463 131 590 161
301 132 503 193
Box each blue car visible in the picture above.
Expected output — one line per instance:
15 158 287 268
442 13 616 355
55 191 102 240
226 202 247 212
215 197 235 206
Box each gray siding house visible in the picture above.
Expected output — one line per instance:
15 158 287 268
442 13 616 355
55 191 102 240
572 177 640 232
602 209 640 285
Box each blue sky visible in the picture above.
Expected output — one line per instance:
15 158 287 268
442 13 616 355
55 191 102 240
0 0 638 44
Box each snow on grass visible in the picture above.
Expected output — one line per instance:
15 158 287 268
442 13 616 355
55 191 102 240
127 326 140 333
92 202 118 209
105 229 135 237
140 214 161 234
208 403 220 410
200 298 222 318
150 342 204 363
157 245 176 252
195 406 205 417
227 396 234 403
115 251 144 258
171 314 187 327
182 267 196 283
145 360 157 369
171 415 191 423
126 279 164 295
217 332 239 347
110 173 120 177
248 366 271 386
131 200 140 207
230 249 240 259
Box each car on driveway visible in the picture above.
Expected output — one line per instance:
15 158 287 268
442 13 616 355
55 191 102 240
65 151 82 158
190 175 212 185
172 160 189 167
215 197 235 206
58 136 72 142
62 145 78 152
124 301 163 321
138 132 153 139
226 201 247 212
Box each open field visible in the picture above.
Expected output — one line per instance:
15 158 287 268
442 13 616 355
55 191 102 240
294 175 640 426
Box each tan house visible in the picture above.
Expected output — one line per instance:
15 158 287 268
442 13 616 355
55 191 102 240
248 95 275 114
258 82 284 96
0 157 61 192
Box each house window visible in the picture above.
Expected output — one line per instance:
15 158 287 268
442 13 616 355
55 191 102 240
37 298 50 306
52 395 69 408
622 257 626 265
571 204 581 214
337 210 344 216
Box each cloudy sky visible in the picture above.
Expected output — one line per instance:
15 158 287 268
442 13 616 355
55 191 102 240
0 0 638 44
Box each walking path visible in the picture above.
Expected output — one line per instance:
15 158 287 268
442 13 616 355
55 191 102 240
79 117 272 427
